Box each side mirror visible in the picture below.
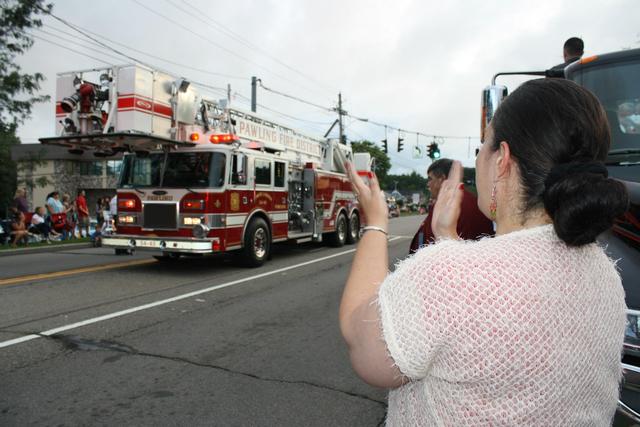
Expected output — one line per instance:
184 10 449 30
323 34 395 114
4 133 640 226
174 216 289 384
481 85 508 143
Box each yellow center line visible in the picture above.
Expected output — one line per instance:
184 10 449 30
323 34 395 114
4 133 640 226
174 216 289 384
0 259 158 286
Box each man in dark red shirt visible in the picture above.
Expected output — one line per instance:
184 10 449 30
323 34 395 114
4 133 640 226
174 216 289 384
75 189 90 238
410 159 494 254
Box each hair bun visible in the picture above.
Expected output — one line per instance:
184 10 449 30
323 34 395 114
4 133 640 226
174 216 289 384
543 164 628 246
544 162 608 190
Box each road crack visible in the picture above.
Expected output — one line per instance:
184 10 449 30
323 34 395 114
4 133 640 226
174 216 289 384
41 333 387 407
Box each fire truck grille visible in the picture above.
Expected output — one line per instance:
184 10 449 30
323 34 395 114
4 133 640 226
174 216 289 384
143 203 178 229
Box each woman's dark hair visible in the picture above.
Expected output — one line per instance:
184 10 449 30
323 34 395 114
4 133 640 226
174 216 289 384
491 78 629 246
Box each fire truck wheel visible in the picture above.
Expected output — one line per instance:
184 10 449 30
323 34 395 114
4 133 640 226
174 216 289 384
346 213 360 245
242 217 271 267
327 213 348 247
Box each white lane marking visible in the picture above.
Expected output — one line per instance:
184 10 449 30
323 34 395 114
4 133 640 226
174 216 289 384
0 236 405 349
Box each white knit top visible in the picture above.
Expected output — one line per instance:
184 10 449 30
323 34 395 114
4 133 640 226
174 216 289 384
378 224 626 426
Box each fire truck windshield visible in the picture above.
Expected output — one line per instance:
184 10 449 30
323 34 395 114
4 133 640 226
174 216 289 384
119 152 226 189
570 59 640 155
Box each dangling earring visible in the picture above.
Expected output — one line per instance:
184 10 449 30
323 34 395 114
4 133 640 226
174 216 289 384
489 184 497 220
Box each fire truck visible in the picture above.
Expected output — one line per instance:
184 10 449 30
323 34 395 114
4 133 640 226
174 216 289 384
40 64 371 266
481 47 640 425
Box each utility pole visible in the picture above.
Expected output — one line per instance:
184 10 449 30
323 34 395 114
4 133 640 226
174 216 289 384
338 92 345 144
251 76 258 112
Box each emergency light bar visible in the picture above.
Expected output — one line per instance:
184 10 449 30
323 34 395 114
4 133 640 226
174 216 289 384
210 134 239 144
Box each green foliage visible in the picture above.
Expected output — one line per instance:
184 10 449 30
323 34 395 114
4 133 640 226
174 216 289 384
0 122 19 214
383 171 427 194
350 140 391 183
0 0 52 126
0 0 53 215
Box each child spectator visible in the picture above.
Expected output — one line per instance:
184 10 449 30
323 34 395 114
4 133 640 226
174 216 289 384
90 222 103 247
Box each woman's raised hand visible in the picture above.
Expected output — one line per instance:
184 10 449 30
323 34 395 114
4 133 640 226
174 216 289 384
431 160 464 240
345 162 389 229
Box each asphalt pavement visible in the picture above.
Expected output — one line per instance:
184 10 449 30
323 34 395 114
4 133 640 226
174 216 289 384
0 215 420 426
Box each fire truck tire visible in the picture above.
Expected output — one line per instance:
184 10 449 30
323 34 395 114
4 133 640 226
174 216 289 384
327 213 348 247
346 212 360 244
242 217 271 267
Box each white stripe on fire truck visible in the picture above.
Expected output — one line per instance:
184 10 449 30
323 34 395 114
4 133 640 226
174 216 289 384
225 211 288 227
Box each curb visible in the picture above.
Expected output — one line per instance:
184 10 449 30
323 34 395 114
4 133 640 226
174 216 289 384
0 242 91 257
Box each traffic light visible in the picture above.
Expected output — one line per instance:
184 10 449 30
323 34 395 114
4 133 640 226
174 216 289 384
428 142 441 159
382 139 388 153
397 135 404 152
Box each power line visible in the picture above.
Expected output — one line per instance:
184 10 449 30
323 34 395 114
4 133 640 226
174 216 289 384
30 34 114 66
165 0 336 97
256 81 478 141
32 29 129 64
38 6 150 67
129 0 323 97
234 94 331 134
258 80 334 112
42 23 248 82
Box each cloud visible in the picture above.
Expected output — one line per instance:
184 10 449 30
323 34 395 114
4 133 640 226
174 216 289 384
15 0 640 175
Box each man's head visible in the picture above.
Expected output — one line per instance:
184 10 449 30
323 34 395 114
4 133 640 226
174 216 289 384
78 189 85 197
427 158 453 200
563 37 584 62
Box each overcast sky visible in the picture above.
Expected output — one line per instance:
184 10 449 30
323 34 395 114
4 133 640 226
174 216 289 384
15 0 640 174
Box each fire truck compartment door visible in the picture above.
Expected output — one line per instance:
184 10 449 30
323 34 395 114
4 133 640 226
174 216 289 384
39 132 195 152
303 169 322 235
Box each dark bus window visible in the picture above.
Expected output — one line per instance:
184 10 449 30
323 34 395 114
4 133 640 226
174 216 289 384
275 162 286 187
255 159 271 185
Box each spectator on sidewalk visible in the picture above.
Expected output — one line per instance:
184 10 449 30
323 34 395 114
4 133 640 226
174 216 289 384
90 222 103 247
62 193 77 239
106 194 118 231
75 189 90 238
10 211 29 247
12 188 29 215
46 191 64 215
30 206 60 243
409 158 494 254
96 197 106 227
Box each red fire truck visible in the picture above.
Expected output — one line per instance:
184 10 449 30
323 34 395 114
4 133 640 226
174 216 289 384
40 64 370 266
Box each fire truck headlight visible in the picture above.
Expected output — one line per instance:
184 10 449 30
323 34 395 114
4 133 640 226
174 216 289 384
183 217 202 226
118 215 137 224
192 223 210 239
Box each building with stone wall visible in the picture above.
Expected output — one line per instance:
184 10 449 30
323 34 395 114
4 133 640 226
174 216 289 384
11 144 123 217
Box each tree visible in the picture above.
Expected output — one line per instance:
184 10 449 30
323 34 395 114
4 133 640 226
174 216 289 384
350 140 391 184
0 0 52 215
384 171 427 194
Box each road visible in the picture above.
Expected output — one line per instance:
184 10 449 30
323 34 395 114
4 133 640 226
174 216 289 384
0 215 420 426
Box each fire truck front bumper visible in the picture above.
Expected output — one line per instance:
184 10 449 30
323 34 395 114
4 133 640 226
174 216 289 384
102 234 220 254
